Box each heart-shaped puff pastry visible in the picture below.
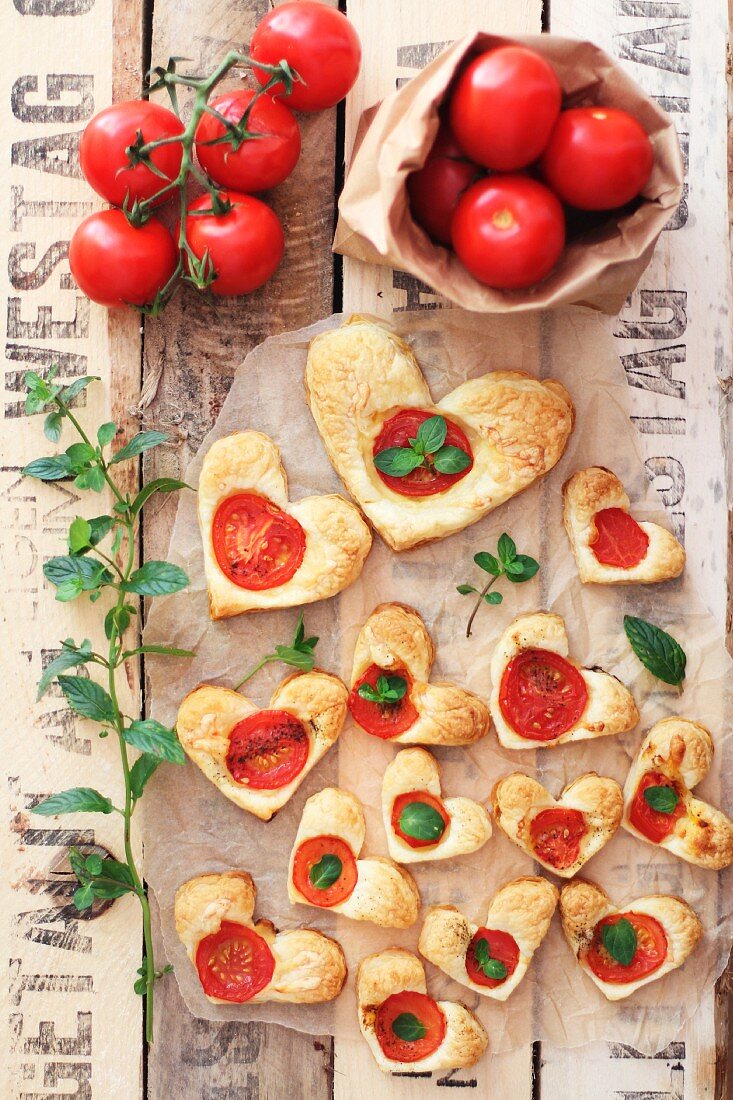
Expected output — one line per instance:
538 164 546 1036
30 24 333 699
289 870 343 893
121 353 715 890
175 871 346 1004
176 671 347 821
305 316 575 551
563 466 685 584
382 747 492 864
419 876 558 1002
349 602 490 745
560 880 702 1001
622 717 733 870
198 430 371 619
357 948 488 1073
490 612 639 749
288 787 420 928
491 772 623 878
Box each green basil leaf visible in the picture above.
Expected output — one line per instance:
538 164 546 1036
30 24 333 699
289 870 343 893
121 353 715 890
505 554 540 584
97 422 117 447
74 465 106 493
130 753 162 800
472 937 508 980
416 414 447 455
44 555 112 590
124 719 186 764
378 674 407 702
643 784 680 814
623 616 686 687
373 447 424 477
55 578 84 602
61 376 98 405
33 787 114 816
58 675 116 725
130 478 191 517
497 533 517 565
292 611 305 647
74 884 95 910
308 853 342 890
68 517 92 554
88 515 115 546
357 683 382 703
484 590 503 605
474 551 501 575
398 800 446 842
602 917 637 966
274 645 315 671
391 1012 426 1042
37 638 92 700
23 455 74 481
484 957 508 979
122 561 189 596
432 445 471 474
456 583 478 595
66 442 96 469
44 412 64 442
85 853 103 876
109 430 168 465
89 858 135 898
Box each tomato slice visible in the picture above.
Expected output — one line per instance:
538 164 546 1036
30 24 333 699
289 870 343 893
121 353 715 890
212 493 305 590
291 835 358 908
465 927 520 988
590 507 650 569
195 920 275 1002
391 791 450 849
372 408 473 497
499 648 588 742
629 770 686 843
374 990 446 1063
530 807 587 870
227 710 309 790
586 911 667 984
348 664 419 739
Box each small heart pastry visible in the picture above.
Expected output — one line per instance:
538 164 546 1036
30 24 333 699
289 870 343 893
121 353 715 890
563 466 685 584
622 717 733 869
418 876 558 1002
198 430 371 619
559 879 702 1001
356 948 488 1073
175 871 346 1004
176 671 347 821
349 602 490 745
305 317 575 551
490 612 639 749
382 747 492 863
287 787 420 928
491 772 623 877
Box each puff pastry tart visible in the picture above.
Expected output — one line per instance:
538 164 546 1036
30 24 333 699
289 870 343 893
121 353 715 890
305 317 575 552
563 467 685 585
357 948 488 1072
622 717 733 870
490 612 639 749
349 602 489 745
560 879 702 1001
382 748 492 864
288 787 420 927
491 772 623 878
176 671 347 821
198 430 371 619
175 871 346 1004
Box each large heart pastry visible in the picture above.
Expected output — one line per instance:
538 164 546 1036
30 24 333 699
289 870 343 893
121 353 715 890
305 317 575 551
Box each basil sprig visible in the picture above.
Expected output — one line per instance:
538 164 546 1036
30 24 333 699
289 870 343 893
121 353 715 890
391 1012 427 1042
473 937 507 981
358 673 407 705
308 853 342 890
398 800 446 843
374 415 471 478
643 784 680 814
623 615 686 688
601 917 637 966
458 533 540 637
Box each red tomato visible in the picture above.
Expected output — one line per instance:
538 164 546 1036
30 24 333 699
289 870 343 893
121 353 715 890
291 835 358 907
449 46 561 171
391 791 450 849
530 807 587 870
499 648 588 742
226 710 309 790
372 408 473 496
629 771 686 843
591 508 650 569
80 100 184 207
348 664 419 739
407 124 480 245
375 991 446 1063
195 90 301 192
541 106 654 210
69 210 177 309
452 175 565 290
586 911 667 984
250 1 361 113
212 493 305 590
465 928 519 988
195 920 275 1002
182 191 284 296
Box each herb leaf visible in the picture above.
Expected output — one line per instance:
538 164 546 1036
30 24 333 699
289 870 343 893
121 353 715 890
474 551 501 576
124 719 186 764
37 638 93 700
497 533 517 565
602 917 637 966
484 590 503 605
391 1012 426 1042
235 611 319 688
398 800 446 843
473 937 508 980
358 674 407 705
109 430 168 465
433 445 471 474
456 583 478 595
122 561 189 596
459 534 540 636
643 784 680 814
505 554 540 583
58 675 116 725
308 853 342 890
373 447 423 477
623 615 686 687
416 415 447 454
33 787 114 816
130 753 162 800
23 455 74 481
130 478 191 516
373 414 471 479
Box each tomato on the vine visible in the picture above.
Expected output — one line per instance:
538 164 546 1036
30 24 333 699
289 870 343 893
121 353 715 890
80 100 184 207
182 191 284 296
69 210 177 309
195 89 301 192
195 920 275 1002
407 124 479 245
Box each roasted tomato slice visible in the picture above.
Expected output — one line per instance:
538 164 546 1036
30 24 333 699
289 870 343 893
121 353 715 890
348 664 419 739
291 835 358 907
530 806 587 870
212 493 305 590
590 507 650 569
195 920 275 1002
629 770 686 843
375 990 446 1063
227 710 309 790
499 648 589 742
372 408 473 497
586 911 667 984
391 791 450 849
465 927 520 988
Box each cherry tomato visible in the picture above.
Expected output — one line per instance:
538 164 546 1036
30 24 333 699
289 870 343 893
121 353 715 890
226 710 309 790
530 807 587 870
195 89 301 192
348 664 419 739
182 191 284 296
69 210 177 309
541 106 654 210
195 920 275 1002
212 493 305 590
586 911 667 984
629 771 686 844
80 100 184 207
391 791 450 849
452 175 565 290
465 928 519 988
291 835 358 907
250 1 361 113
372 408 473 497
375 991 446 1063
449 46 561 171
407 124 480 245
590 508 650 569
499 648 588 742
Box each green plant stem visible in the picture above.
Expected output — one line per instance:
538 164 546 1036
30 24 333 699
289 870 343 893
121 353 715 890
465 575 500 639
234 653 276 691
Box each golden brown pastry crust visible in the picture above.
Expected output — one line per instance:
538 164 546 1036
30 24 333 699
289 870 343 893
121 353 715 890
356 948 488 1073
621 717 733 870
176 671 347 821
563 467 685 585
305 316 575 552
198 430 372 619
175 871 346 1005
491 772 623 878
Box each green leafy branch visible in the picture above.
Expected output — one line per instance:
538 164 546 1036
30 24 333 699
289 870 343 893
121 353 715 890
373 414 471 479
457 533 539 637
234 610 319 690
